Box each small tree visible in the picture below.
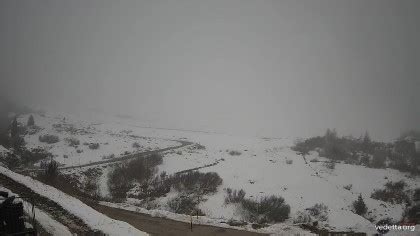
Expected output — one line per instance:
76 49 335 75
353 194 367 216
371 148 387 168
27 115 35 126
10 117 18 138
362 131 373 154
44 159 59 182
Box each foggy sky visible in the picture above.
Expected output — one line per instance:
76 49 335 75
1 0 419 141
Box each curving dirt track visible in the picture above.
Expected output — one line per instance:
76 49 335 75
88 203 266 236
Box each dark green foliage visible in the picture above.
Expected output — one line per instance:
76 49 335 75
292 136 325 155
107 154 163 199
10 135 25 149
126 154 162 183
27 115 35 126
20 147 52 166
361 131 374 154
404 205 420 224
353 194 367 216
241 195 290 223
292 129 420 174
371 181 409 204
43 160 59 182
10 117 18 138
371 148 387 168
413 188 420 202
108 165 134 200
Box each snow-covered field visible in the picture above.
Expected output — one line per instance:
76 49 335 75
8 111 420 235
17 112 180 167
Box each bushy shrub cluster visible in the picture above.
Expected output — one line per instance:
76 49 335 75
65 137 80 147
167 195 204 215
170 171 222 194
41 160 59 183
108 154 163 199
371 180 410 204
39 134 60 144
306 203 328 221
292 129 420 174
228 150 242 156
241 195 290 223
88 143 100 150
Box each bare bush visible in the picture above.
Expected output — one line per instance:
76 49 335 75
167 195 202 215
225 188 246 204
293 211 312 224
132 142 141 148
306 203 328 221
171 171 222 194
286 159 293 165
241 195 290 223
324 161 336 170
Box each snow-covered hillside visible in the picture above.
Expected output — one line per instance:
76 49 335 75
17 112 180 167
9 111 420 235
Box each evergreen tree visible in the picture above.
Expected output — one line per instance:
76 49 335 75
362 131 373 154
27 114 35 126
10 117 18 138
353 194 367 215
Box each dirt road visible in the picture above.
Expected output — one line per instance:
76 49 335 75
89 203 266 236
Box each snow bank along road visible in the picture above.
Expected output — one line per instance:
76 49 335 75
0 172 93 235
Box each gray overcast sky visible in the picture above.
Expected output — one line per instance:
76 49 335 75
0 0 419 140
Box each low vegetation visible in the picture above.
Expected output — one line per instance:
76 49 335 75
65 137 80 147
292 129 420 174
167 195 204 215
225 188 246 204
371 180 410 204
224 188 290 223
88 143 100 150
39 134 60 144
228 150 242 156
241 195 290 223
353 194 367 216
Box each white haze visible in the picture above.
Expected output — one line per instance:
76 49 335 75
0 0 419 141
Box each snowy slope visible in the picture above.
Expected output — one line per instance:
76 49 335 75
0 186 73 236
0 165 148 236
17 112 179 167
12 111 420 234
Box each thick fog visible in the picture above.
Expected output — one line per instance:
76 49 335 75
0 0 419 140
